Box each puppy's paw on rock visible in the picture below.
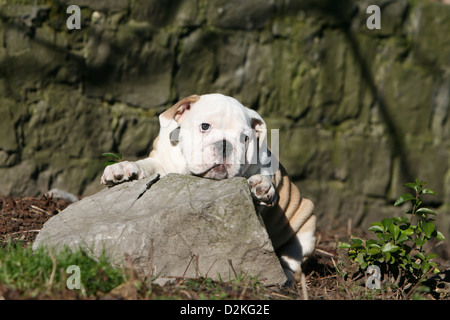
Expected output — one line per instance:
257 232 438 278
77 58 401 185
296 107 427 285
101 161 145 185
247 174 276 206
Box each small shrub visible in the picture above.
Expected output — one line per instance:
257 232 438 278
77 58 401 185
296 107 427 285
339 180 445 288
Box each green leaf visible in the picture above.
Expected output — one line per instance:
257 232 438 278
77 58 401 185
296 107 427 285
368 247 381 255
101 152 122 160
394 193 415 206
397 248 406 257
404 182 418 191
381 233 391 242
382 218 392 231
421 188 437 196
368 225 384 233
397 233 409 243
370 222 384 228
388 223 401 241
104 161 118 167
356 253 368 269
416 208 436 216
422 222 435 238
389 255 396 264
392 216 409 224
426 253 438 260
422 262 431 274
350 239 364 249
415 237 426 247
338 242 351 249
402 227 414 236
415 252 425 261
382 242 399 253
435 231 445 241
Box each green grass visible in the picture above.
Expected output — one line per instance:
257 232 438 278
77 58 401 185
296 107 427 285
0 242 125 297
0 242 277 300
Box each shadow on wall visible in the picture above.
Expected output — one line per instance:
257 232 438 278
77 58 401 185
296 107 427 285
0 0 417 184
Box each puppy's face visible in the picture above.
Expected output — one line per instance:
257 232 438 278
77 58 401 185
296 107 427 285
179 106 252 180
161 94 266 180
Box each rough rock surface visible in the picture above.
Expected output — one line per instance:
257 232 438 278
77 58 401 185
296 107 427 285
33 174 288 285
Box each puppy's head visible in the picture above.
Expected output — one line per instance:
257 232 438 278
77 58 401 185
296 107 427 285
159 94 266 180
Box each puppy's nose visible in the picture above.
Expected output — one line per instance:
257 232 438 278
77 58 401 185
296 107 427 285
215 140 233 159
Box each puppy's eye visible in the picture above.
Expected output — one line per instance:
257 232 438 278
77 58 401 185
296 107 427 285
200 123 211 132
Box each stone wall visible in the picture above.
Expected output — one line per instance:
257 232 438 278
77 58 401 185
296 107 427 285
0 0 449 245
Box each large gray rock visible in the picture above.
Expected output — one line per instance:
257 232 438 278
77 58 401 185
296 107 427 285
33 174 287 285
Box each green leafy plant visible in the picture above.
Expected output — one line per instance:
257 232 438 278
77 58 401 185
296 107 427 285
102 152 122 166
339 180 445 285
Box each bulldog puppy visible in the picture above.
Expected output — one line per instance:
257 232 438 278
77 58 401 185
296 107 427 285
101 93 316 277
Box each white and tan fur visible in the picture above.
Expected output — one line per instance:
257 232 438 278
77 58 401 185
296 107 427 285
101 94 316 277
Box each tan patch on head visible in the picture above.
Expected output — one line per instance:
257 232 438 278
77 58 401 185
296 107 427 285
159 95 201 127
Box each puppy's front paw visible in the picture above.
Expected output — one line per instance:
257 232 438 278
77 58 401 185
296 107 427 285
101 161 145 185
247 174 276 206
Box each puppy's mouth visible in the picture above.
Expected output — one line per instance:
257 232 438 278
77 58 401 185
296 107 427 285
191 163 230 180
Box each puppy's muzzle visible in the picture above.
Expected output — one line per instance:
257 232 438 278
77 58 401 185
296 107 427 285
214 139 233 162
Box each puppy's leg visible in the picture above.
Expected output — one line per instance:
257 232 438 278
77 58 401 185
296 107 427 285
101 158 162 185
277 215 317 274
247 174 277 206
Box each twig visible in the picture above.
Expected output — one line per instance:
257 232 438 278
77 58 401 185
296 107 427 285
182 255 196 278
270 291 291 299
47 250 57 289
124 253 138 300
179 289 193 299
146 173 161 189
204 259 217 279
5 230 41 236
315 248 337 258
194 254 200 278
228 259 238 279
316 233 322 247
30 205 52 216
167 275 200 280
238 283 248 300
404 267 435 300
300 271 309 300
331 257 352 298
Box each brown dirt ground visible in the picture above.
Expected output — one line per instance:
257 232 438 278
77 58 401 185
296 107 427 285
0 195 71 247
0 195 448 300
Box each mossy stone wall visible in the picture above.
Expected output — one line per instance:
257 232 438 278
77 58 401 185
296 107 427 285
0 0 449 246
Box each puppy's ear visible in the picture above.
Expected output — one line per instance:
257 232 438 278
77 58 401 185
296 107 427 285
246 108 267 147
159 95 200 128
